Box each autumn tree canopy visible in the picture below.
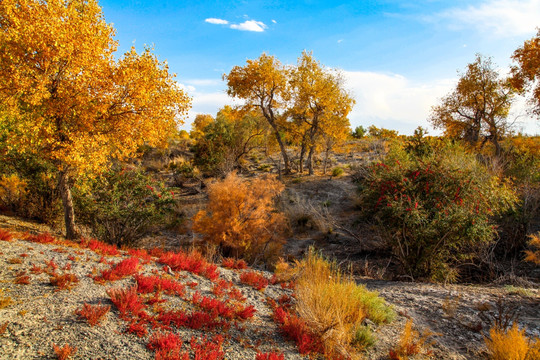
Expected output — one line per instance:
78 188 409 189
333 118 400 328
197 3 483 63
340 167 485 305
288 52 354 174
224 54 292 173
511 29 540 118
429 55 513 155
0 0 191 238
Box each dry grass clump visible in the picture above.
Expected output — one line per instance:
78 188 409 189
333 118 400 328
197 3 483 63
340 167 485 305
389 319 434 359
485 323 540 360
294 250 394 358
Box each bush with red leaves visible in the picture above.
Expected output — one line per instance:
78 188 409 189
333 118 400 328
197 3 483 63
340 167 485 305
190 335 225 360
83 238 119 256
221 257 247 270
135 275 185 297
256 352 285 360
158 250 219 281
26 232 56 244
75 303 110 326
127 321 148 337
147 331 187 360
239 271 269 291
272 306 324 355
107 286 146 318
50 273 79 291
53 343 76 360
0 228 13 241
96 257 139 282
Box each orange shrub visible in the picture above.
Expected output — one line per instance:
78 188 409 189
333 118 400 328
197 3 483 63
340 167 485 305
485 323 540 360
53 343 76 360
192 172 287 261
525 232 540 265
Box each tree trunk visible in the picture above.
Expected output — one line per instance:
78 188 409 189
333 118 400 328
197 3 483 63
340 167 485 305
299 143 306 174
58 170 78 240
273 130 290 174
323 147 330 175
307 145 315 175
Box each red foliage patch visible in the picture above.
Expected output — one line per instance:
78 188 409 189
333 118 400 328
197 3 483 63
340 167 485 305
127 248 153 263
135 275 185 297
147 332 184 360
96 257 139 282
53 343 77 360
26 232 56 244
14 274 30 285
256 352 285 360
158 250 219 281
190 335 225 360
221 257 248 270
272 306 324 355
239 271 269 291
107 286 146 318
0 228 13 241
75 302 110 326
127 320 148 337
50 273 79 291
83 238 119 256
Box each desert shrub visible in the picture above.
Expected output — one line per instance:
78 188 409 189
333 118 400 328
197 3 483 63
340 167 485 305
73 168 174 246
294 250 394 358
496 137 540 257
485 323 540 360
192 172 287 262
192 108 268 176
389 319 433 360
0 152 61 225
358 143 517 281
331 167 344 177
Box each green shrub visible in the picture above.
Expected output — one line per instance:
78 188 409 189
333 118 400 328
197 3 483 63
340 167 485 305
331 167 344 177
359 143 517 281
74 168 174 246
0 152 62 225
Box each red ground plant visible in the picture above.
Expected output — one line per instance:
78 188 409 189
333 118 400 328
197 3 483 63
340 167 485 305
256 352 285 360
107 285 146 318
221 257 248 270
75 302 110 326
53 343 76 360
240 271 269 291
96 257 139 282
0 228 13 241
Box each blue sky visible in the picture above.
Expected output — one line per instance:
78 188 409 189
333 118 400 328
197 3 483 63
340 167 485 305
99 0 540 135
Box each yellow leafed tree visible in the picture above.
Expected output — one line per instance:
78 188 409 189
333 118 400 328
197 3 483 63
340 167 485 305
288 51 354 174
0 0 191 238
511 30 540 118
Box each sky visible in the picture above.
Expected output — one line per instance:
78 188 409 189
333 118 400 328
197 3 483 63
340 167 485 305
99 0 540 135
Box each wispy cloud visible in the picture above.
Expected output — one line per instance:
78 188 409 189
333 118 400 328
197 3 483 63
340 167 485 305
205 17 268 32
434 0 540 37
230 20 267 32
205 18 229 25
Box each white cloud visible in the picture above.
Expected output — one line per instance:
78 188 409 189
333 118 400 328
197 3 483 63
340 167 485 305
272 19 277 24
205 18 229 25
230 20 267 32
436 0 540 37
342 71 455 134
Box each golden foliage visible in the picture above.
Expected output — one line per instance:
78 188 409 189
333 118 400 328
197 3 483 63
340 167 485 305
429 55 512 154
511 30 540 117
524 232 540 265
190 114 214 140
192 172 286 260
0 0 191 175
485 323 540 360
0 174 27 209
